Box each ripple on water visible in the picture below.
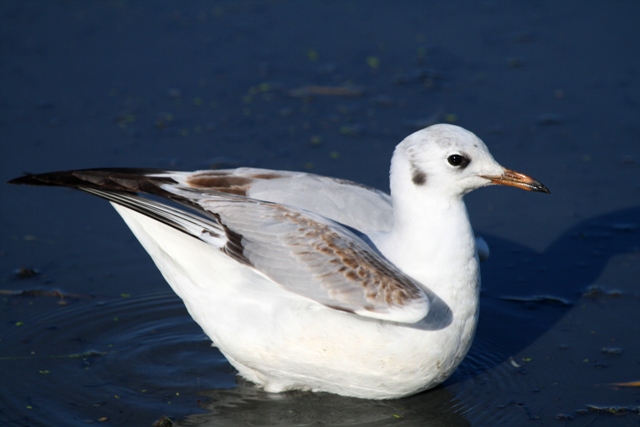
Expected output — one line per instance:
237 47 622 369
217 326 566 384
1 291 233 426
2 287 559 426
441 297 549 425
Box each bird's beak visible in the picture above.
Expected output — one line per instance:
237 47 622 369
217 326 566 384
481 168 550 193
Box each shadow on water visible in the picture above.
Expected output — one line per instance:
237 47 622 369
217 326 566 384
443 206 640 425
470 206 640 367
175 206 639 426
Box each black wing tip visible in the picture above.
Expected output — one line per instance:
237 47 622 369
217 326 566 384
8 171 71 187
8 168 173 189
8 174 35 185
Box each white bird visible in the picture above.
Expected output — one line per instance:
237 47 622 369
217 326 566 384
9 124 549 399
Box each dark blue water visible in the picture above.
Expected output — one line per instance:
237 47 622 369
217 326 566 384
2 1 639 426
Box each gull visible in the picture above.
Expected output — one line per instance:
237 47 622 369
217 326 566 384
9 124 549 399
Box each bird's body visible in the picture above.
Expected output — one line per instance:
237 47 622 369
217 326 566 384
112 199 476 399
9 124 549 399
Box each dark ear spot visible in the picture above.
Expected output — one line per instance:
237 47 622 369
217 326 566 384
411 163 427 186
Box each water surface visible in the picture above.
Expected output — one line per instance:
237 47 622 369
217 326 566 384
2 1 639 426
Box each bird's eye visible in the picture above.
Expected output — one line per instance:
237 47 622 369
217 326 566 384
447 154 469 168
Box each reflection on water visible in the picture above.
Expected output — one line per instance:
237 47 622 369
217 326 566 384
177 381 469 427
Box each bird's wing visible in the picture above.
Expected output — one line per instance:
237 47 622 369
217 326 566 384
9 168 428 323
171 167 394 234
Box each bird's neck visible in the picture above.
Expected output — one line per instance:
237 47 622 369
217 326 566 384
373 189 479 310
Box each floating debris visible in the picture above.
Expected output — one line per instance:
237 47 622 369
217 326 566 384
339 124 364 136
114 112 136 127
14 266 40 279
582 284 623 298
0 350 109 361
155 112 175 129
0 288 92 299
499 401 538 420
153 416 173 427
601 347 624 356
536 113 564 125
306 49 319 62
62 350 107 359
393 68 445 85
508 356 521 368
288 86 364 97
611 381 640 387
555 413 574 421
366 56 380 69
444 113 457 123
500 294 573 307
310 135 322 146
577 405 640 415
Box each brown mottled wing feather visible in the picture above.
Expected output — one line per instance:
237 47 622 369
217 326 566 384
179 189 429 323
181 168 394 234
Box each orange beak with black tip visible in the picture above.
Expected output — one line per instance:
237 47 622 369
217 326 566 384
481 168 550 194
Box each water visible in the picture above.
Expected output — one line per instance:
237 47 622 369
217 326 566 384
2 1 639 425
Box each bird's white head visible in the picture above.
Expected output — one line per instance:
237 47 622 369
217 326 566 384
390 124 549 199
